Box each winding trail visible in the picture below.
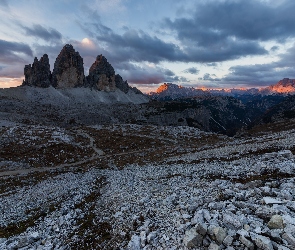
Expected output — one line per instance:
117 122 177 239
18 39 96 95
0 130 148 177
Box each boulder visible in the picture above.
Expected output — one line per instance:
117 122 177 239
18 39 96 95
268 215 284 229
183 228 203 248
282 233 295 247
239 235 254 250
209 226 227 244
250 233 274 250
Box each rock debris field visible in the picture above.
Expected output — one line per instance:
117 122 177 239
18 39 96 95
1 123 295 249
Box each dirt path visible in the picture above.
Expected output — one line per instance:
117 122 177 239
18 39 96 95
76 130 105 156
0 130 147 177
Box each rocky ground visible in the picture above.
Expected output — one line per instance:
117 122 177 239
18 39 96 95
1 122 295 249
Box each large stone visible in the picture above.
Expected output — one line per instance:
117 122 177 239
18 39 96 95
223 235 233 246
282 233 295 247
183 228 203 248
239 236 254 250
263 197 285 205
208 242 220 250
255 206 276 220
250 233 274 250
127 235 141 250
268 215 284 229
209 226 227 244
223 212 243 229
52 44 85 88
87 55 116 91
195 223 207 236
22 54 51 87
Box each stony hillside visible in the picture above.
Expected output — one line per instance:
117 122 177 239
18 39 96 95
1 122 295 249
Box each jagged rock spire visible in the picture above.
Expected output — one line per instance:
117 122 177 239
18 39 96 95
51 44 85 88
21 44 144 95
86 54 116 91
22 54 51 87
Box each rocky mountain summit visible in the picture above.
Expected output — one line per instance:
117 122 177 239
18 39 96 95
51 44 85 88
265 78 295 94
150 80 295 101
23 54 51 88
150 83 208 100
22 44 141 95
87 55 116 91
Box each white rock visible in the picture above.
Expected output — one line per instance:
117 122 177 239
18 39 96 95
183 228 203 248
239 235 254 250
282 233 295 247
268 215 284 229
223 212 243 229
223 235 233 246
250 233 274 250
146 232 157 243
194 223 207 236
127 235 141 250
277 245 291 250
140 231 146 248
263 197 285 205
0 238 6 244
208 242 220 250
211 227 227 244
283 214 295 226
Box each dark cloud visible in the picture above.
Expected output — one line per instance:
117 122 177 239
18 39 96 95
169 76 190 83
0 64 24 78
78 7 188 64
0 0 8 7
0 39 33 64
200 73 221 81
21 24 62 43
165 0 295 43
205 63 218 67
184 67 199 74
271 46 279 52
78 2 272 66
222 43 295 86
223 63 295 86
162 0 295 62
116 62 187 85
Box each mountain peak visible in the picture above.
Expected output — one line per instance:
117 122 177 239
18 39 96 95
265 78 295 94
21 44 144 95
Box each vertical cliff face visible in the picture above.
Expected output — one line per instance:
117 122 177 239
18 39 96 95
115 74 130 94
51 44 85 88
22 54 51 87
21 44 145 96
86 55 116 91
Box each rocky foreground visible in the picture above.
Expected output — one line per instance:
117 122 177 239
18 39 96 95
1 123 295 249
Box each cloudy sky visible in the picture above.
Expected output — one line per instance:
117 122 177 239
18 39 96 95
1 0 295 92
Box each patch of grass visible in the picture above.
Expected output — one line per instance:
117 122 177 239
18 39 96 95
0 202 59 238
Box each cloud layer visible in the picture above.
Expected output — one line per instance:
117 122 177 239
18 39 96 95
1 0 295 88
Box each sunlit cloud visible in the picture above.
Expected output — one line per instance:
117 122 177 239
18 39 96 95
0 77 23 88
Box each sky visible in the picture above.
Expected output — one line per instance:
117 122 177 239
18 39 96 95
1 0 295 92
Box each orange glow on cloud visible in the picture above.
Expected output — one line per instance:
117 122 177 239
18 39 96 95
0 77 23 88
81 38 96 49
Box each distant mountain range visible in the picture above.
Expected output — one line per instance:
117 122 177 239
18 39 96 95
149 78 295 101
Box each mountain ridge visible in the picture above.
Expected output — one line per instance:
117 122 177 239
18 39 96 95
22 44 143 97
149 80 295 101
